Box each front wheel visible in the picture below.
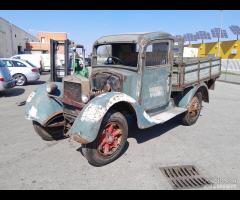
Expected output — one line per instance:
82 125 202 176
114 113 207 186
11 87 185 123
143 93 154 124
182 92 202 126
33 121 65 141
82 111 128 167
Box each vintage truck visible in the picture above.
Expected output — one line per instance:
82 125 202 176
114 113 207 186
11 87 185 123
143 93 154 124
25 32 221 166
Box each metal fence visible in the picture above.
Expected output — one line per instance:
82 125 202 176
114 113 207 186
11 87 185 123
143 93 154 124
219 59 240 84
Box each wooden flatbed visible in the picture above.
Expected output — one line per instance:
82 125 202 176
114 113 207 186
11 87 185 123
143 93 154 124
172 57 221 91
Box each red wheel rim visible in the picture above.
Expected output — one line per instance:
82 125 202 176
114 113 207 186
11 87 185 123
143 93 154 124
97 122 122 156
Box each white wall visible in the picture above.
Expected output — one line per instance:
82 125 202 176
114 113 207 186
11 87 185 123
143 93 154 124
0 17 38 58
183 47 199 57
221 59 240 74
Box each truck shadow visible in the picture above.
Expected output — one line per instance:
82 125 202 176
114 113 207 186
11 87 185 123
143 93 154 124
77 141 129 158
77 116 182 157
0 88 25 97
128 116 182 144
28 80 46 85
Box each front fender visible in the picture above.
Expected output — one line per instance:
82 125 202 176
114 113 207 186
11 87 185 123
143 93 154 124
69 92 160 144
25 82 63 125
178 83 209 108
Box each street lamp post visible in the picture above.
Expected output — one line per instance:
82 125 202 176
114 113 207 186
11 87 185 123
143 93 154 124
218 10 228 81
218 10 223 57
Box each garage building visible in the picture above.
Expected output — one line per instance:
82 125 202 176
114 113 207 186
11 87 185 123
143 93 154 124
0 17 38 58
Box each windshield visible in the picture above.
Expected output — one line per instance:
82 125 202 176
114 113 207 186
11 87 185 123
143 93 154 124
96 43 139 67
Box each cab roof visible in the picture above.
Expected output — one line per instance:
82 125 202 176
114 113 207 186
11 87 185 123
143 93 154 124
94 31 174 45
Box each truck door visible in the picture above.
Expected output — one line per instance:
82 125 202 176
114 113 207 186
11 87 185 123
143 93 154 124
140 40 172 111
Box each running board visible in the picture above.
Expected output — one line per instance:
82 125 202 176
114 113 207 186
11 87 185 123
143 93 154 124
149 107 187 124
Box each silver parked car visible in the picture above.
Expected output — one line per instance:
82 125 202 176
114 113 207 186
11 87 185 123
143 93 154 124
0 60 16 92
0 58 40 86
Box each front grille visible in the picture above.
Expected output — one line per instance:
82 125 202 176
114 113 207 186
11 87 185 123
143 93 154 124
160 165 212 189
63 104 79 118
63 81 82 103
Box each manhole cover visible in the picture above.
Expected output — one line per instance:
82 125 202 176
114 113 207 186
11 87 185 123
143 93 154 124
159 165 212 189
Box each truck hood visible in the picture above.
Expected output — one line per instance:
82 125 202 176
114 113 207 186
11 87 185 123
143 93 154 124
91 66 139 99
91 66 137 79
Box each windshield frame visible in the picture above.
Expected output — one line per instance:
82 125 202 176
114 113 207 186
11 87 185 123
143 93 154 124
92 42 141 72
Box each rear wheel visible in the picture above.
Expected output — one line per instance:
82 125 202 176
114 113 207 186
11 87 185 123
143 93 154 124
33 121 65 141
82 111 128 167
182 92 202 126
13 73 27 86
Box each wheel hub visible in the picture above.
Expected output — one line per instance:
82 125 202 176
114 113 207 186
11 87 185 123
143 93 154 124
188 97 200 117
98 122 122 156
15 75 24 85
107 134 114 143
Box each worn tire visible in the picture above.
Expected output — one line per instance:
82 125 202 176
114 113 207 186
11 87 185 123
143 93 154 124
32 121 64 141
82 111 128 167
182 92 202 126
13 73 27 86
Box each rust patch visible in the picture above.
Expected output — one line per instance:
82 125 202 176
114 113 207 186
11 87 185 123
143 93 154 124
72 134 90 144
43 111 64 127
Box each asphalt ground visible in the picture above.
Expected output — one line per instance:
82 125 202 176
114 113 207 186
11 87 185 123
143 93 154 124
0 73 240 190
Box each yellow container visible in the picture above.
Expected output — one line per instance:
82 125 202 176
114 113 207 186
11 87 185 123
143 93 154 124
189 40 240 59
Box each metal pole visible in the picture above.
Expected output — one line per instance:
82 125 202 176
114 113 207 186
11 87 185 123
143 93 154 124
83 47 86 68
64 40 69 77
73 45 76 74
50 39 55 82
218 10 223 57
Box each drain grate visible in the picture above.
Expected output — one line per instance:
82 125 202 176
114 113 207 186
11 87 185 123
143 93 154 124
159 165 212 189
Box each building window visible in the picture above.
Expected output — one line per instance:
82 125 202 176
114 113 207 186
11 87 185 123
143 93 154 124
41 37 45 43
17 46 23 54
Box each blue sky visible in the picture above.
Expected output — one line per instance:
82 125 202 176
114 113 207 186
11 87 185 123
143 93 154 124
1 10 240 55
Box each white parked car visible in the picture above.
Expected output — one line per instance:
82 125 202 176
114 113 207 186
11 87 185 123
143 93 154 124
11 54 44 74
0 58 40 86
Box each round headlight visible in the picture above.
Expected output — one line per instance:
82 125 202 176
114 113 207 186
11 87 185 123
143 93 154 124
81 94 89 104
46 82 58 94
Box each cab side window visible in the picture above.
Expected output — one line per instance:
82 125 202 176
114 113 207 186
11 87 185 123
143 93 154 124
12 61 26 67
1 60 13 67
145 42 169 67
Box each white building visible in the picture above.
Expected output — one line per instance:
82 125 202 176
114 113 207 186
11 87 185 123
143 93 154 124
0 17 38 58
